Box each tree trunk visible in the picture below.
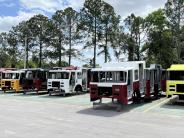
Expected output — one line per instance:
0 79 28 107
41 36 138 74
25 37 29 68
105 22 108 63
138 30 141 61
69 17 72 66
93 16 97 68
176 1 181 63
39 40 42 68
58 36 62 67
130 26 134 61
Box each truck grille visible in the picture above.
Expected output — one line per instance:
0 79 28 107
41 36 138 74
5 81 11 87
176 84 184 93
52 81 60 88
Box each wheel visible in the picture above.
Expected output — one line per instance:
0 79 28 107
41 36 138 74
75 86 82 95
132 90 141 103
62 93 66 97
49 91 52 96
144 97 151 102
179 95 184 100
167 95 171 98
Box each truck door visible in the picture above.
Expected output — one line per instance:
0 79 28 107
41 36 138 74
82 69 91 90
70 72 76 91
150 70 154 92
82 69 87 90
139 63 144 91
127 70 133 95
77 72 82 85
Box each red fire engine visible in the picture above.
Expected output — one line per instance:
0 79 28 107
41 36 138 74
90 62 166 108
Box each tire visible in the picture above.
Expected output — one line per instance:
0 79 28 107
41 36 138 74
75 86 82 94
179 95 184 100
62 93 66 97
49 91 52 96
132 90 141 103
167 95 171 98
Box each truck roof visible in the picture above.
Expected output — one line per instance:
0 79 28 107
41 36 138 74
91 61 145 72
49 69 81 73
26 68 48 71
167 64 184 71
92 67 134 72
145 64 163 70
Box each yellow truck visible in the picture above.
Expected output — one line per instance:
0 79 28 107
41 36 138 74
0 68 16 89
1 70 25 92
166 64 184 99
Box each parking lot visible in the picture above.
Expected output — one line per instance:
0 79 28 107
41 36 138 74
0 92 184 138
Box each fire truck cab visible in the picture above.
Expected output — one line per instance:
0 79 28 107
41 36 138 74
166 64 184 99
47 67 90 96
1 70 25 92
23 68 48 94
0 68 16 88
90 61 145 105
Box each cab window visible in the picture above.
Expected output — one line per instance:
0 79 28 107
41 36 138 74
77 72 82 79
134 70 139 80
99 72 106 82
106 72 113 82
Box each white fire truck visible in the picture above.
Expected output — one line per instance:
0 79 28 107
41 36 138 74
90 61 145 105
47 66 91 96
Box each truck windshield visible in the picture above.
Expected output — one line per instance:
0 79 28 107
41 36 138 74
91 71 127 83
169 71 184 80
11 73 20 79
26 71 37 79
2 73 19 79
49 72 69 79
2 73 11 79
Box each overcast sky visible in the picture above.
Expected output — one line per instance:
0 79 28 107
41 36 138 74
0 0 167 65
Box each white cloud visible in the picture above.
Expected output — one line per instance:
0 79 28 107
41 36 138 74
20 0 84 13
66 0 84 10
105 0 167 19
20 0 62 13
19 0 167 19
0 11 38 32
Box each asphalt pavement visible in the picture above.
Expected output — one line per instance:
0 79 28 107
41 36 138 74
0 92 183 138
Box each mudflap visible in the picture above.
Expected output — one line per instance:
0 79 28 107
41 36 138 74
132 90 141 103
161 80 166 92
154 84 159 99
112 85 128 105
90 84 99 101
145 80 151 100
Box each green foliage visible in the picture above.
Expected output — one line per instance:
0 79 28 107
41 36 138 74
80 0 104 67
1 0 184 69
124 13 144 61
28 14 50 67
165 0 184 62
98 1 120 62
142 9 176 68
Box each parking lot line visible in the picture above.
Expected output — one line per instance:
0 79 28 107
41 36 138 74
143 97 174 113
